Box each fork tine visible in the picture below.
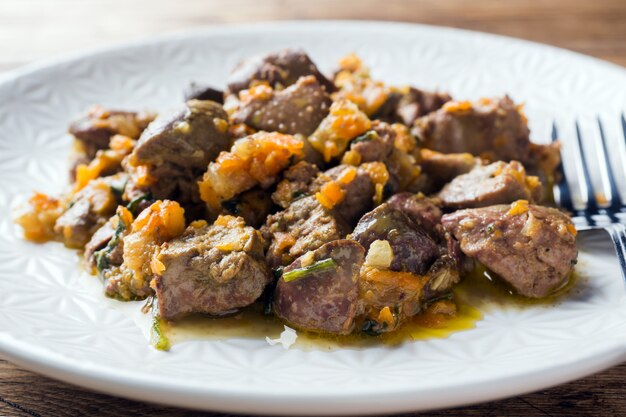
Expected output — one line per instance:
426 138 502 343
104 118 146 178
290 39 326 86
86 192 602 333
574 121 597 224
622 113 626 194
606 223 626 284
552 122 575 213
597 117 622 213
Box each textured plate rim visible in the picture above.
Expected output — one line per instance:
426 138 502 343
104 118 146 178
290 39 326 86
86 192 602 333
1 330 625 415
0 20 625 415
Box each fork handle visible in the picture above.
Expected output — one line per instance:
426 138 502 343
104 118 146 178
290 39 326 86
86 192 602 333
604 223 626 285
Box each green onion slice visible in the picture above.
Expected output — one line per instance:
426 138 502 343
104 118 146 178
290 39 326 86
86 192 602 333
282 258 338 283
150 316 171 351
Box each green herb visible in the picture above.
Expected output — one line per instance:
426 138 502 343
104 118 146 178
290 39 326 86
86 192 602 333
486 224 495 234
361 319 386 336
150 316 171 351
382 183 394 200
146 296 170 351
262 278 278 316
273 266 284 279
126 193 152 216
291 190 307 200
110 178 127 199
352 130 378 144
94 215 127 273
221 196 240 214
94 249 110 273
142 295 156 313
392 304 400 316
282 258 337 283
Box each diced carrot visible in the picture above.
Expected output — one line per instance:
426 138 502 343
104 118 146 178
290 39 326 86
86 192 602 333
566 223 578 236
526 175 541 191
109 134 135 152
378 306 395 328
316 181 346 209
337 167 357 185
508 200 529 216
151 256 166 275
443 100 472 113
199 132 303 211
309 99 371 162
15 193 64 242
341 150 362 166
337 53 364 72
239 84 273 103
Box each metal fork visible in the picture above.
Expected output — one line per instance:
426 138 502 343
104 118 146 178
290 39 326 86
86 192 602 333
552 115 626 283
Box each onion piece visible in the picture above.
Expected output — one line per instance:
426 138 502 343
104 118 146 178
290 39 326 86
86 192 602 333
364 239 393 269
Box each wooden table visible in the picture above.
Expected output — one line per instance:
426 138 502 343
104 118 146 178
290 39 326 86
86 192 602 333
1 1 625 416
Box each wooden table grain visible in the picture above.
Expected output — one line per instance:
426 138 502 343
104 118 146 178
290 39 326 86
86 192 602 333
1 1 625 416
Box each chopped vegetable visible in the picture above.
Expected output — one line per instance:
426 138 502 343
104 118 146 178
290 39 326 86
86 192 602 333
88 106 152 139
109 176 127 199
360 162 389 204
341 149 362 166
308 99 371 162
212 215 251 252
364 240 394 269
94 207 133 273
126 193 153 216
273 267 284 279
265 325 298 349
337 53 365 73
15 193 65 242
508 199 529 216
198 132 303 211
377 306 396 328
239 83 273 103
314 166 357 209
333 56 390 116
315 181 346 209
566 223 577 236
282 258 338 283
142 296 170 350
74 134 136 193
352 130 379 144
443 100 473 113
150 316 171 351
262 276 279 316
361 319 386 336
392 123 416 153
221 196 241 214
119 200 185 297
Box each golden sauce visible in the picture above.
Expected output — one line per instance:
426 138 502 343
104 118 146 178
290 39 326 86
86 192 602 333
159 304 483 351
455 264 583 311
156 265 583 351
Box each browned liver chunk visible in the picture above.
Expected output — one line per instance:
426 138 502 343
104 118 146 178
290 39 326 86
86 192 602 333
442 202 577 297
438 160 543 209
414 96 532 164
273 239 365 334
232 75 331 136
154 216 271 320
227 49 335 94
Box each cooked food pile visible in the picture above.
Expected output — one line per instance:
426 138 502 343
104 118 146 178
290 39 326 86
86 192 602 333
16 49 578 342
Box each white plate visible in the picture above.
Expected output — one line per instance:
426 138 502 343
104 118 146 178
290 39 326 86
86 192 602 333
1 21 625 415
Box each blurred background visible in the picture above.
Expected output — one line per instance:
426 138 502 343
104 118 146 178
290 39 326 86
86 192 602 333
1 0 625 74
